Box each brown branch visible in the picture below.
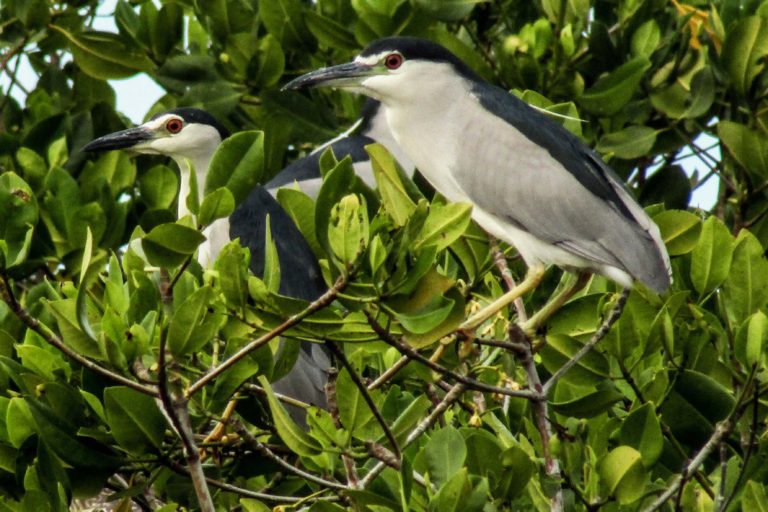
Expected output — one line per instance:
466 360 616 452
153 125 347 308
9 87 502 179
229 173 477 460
0 273 157 396
360 383 466 488
368 355 410 390
0 37 25 73
510 324 563 511
186 275 347 397
364 311 538 399
326 341 401 460
489 236 527 322
165 459 337 504
157 332 214 512
542 288 630 396
232 420 348 491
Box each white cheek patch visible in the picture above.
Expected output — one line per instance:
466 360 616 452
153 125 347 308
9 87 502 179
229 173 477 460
143 114 175 131
356 54 386 66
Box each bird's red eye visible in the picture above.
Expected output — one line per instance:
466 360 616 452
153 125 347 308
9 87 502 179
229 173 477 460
384 53 403 70
166 118 183 134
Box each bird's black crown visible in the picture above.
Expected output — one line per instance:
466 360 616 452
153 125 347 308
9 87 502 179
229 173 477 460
360 37 480 81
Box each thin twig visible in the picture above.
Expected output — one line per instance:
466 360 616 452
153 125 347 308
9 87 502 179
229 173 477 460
368 355 410 390
360 383 466 488
232 420 348 491
510 324 563 511
326 341 401 459
166 459 337 503
157 332 214 512
365 311 538 399
641 419 736 512
542 288 630 396
187 275 347 397
0 274 157 396
0 37 25 73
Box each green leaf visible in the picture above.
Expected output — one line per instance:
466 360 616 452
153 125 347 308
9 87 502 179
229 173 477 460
6 397 35 449
336 368 375 438
369 144 416 227
262 216 281 294
415 202 472 252
653 210 702 256
215 241 249 309
579 57 651 115
423 426 466 486
551 386 624 418
50 26 155 80
596 126 657 160
142 222 206 268
723 230 768 322
394 295 455 335
15 345 69 382
539 333 610 386
248 34 286 88
315 157 357 260
46 298 102 360
718 121 768 178
104 387 166 453
0 172 38 267
735 311 768 368
722 16 768 94
276 188 322 256
199 187 235 226
690 216 734 295
415 0 479 22
599 446 646 504
428 468 479 512
619 403 663 466
257 376 322 456
260 0 315 50
140 165 178 210
304 11 358 50
205 131 265 204
742 481 768 512
631 20 661 57
328 194 369 269
167 286 223 356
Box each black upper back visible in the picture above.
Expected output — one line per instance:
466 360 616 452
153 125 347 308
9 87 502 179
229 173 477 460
151 107 231 140
360 36 482 81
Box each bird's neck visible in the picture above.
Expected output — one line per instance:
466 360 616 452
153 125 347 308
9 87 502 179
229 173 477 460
175 154 212 219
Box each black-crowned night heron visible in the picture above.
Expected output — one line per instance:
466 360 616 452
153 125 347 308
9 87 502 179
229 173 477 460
285 37 672 332
83 108 333 417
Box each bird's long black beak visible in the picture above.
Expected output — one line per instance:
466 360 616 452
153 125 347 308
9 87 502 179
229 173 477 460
282 62 375 91
82 126 155 152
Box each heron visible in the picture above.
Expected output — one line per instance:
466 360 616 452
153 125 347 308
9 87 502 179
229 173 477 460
83 102 413 419
284 36 672 333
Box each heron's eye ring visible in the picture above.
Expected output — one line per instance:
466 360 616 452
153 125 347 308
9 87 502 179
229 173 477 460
384 53 403 70
166 118 183 134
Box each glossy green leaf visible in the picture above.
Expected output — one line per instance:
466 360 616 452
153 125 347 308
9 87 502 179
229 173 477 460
579 57 651 115
167 286 222 355
735 311 768 368
304 11 358 50
369 143 416 227
328 194 369 268
690 216 734 295
539 333 610 386
205 131 265 204
0 172 38 267
631 20 661 57
142 222 206 268
257 376 322 456
140 165 178 210
551 386 624 418
199 187 235 226
260 0 315 50
415 202 472 252
718 121 768 178
722 16 768 94
599 446 646 504
336 368 375 438
742 481 768 512
653 209 702 256
597 126 657 160
619 403 663 466
423 426 466 486
723 230 768 322
51 26 155 79
104 387 166 453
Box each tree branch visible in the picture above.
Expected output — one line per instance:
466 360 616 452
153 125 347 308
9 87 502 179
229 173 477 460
326 341 401 459
365 311 538 399
360 383 466 488
186 275 347 397
542 288 630 396
157 332 214 512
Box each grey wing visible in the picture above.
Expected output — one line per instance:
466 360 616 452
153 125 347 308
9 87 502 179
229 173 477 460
452 93 670 291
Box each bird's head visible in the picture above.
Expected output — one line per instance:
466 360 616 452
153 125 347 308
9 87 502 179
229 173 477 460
83 108 229 164
283 37 479 105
